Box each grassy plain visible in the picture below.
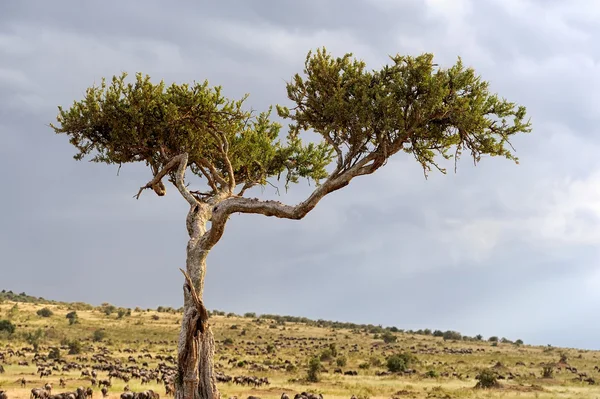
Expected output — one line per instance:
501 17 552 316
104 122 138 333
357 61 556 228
0 300 599 399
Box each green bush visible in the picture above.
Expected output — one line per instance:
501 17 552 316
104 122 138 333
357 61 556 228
0 320 15 334
25 328 45 352
224 338 234 345
68 340 82 355
425 370 439 378
307 357 321 382
336 356 347 367
244 312 256 318
320 348 334 361
475 369 499 389
442 330 462 341
488 336 498 342
386 352 416 373
36 307 53 317
358 362 370 369
381 331 397 343
542 365 553 378
48 347 61 360
117 309 127 319
92 329 107 342
432 330 444 337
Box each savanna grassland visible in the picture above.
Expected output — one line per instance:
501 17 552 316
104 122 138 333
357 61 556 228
0 294 599 399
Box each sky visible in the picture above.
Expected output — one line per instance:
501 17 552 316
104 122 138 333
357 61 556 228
2 0 600 350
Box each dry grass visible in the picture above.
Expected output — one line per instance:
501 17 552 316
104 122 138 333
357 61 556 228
0 301 598 399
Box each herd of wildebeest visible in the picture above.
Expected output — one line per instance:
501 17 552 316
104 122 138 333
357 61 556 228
0 341 282 399
3 319 600 399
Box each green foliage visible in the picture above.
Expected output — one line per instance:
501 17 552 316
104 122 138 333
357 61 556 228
36 307 53 317
101 304 117 316
279 48 531 179
386 355 406 373
320 348 334 361
244 312 256 318
24 328 45 352
0 320 15 334
488 336 499 342
442 330 462 341
475 369 499 389
542 365 554 378
381 331 397 343
266 344 275 353
433 330 444 337
329 343 338 357
92 329 107 342
336 356 347 367
358 362 370 369
67 340 82 355
0 291 55 304
66 311 79 325
307 357 321 382
48 347 61 360
52 48 529 203
425 370 439 378
224 338 234 345
475 334 483 341
515 339 524 345
51 72 331 194
386 352 416 373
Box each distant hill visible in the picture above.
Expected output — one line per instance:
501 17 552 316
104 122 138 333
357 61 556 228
0 288 522 345
0 290 58 304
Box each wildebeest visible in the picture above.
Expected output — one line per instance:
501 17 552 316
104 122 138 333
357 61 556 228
0 365 5 373
100 388 108 398
30 388 49 399
86 388 93 398
0 389 7 399
281 393 289 399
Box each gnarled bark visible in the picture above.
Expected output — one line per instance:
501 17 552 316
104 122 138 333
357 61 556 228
176 220 219 399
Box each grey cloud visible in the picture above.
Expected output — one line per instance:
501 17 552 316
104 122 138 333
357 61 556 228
3 0 600 350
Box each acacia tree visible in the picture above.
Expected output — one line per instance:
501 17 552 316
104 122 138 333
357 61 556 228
51 48 531 399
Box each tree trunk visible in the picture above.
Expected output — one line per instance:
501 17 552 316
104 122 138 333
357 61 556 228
175 211 220 399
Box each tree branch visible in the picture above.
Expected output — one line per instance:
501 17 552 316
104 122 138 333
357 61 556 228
199 154 376 250
134 153 198 206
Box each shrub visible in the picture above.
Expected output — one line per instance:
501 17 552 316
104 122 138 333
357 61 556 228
117 309 127 319
442 330 462 341
425 370 439 378
307 357 321 382
320 348 334 361
336 356 347 367
66 311 77 320
68 340 82 355
542 365 553 378
266 344 275 353
329 343 338 357
101 304 117 316
475 334 483 341
386 352 416 373
475 369 499 389
37 308 53 317
224 338 234 345
25 328 45 351
0 320 15 334
151 314 160 320
369 356 383 367
515 339 524 345
488 336 498 342
92 329 107 342
433 330 444 337
381 331 397 343
244 312 256 318
48 347 61 360
358 362 370 369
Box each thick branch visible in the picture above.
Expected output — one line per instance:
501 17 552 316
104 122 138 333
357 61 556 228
199 154 378 250
135 153 198 206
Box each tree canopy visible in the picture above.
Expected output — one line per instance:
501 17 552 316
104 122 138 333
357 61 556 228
52 47 530 204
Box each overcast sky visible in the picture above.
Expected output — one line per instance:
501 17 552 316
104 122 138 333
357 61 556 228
2 0 600 350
